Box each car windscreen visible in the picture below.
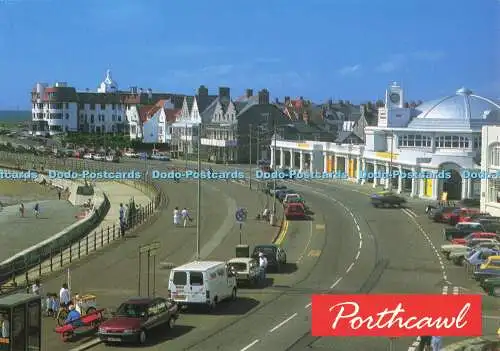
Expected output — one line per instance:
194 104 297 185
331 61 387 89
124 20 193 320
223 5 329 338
228 262 247 271
172 271 187 285
116 303 148 318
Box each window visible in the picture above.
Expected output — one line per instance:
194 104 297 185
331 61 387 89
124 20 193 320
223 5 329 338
100 104 106 110
189 271 203 285
474 137 481 149
490 144 500 167
118 115 121 121
90 104 95 110
65 113 69 119
112 104 116 110
90 115 94 123
397 135 431 147
216 268 225 277
11 305 26 350
173 271 187 285
28 301 41 350
65 103 68 109
78 103 84 109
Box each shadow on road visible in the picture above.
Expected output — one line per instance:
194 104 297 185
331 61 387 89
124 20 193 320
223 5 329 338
107 324 195 347
276 262 298 274
210 296 260 315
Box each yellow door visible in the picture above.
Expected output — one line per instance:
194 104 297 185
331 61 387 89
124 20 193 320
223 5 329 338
349 159 354 178
424 179 433 197
327 157 333 172
333 156 336 172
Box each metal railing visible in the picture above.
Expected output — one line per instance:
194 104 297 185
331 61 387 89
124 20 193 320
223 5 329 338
0 151 165 294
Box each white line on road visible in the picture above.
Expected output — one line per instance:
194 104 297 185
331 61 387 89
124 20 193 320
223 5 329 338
269 313 298 333
355 251 360 260
69 338 102 351
305 302 312 309
483 315 500 320
346 262 355 273
240 339 260 351
330 277 343 289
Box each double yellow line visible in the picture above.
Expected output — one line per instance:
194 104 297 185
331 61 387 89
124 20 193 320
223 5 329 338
274 220 289 245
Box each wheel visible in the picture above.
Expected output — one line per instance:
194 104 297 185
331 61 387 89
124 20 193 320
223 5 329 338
231 288 237 300
57 309 68 326
138 330 147 344
207 297 217 312
167 317 175 329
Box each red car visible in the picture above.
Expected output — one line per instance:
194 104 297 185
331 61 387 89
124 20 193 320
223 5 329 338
98 297 179 345
285 202 306 220
448 208 481 225
451 232 498 245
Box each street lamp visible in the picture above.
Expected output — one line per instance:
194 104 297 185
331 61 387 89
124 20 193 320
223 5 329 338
270 121 277 226
195 123 201 259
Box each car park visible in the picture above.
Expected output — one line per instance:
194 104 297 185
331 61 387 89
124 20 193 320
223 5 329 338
451 232 498 245
168 261 237 311
370 191 406 207
427 206 459 222
443 222 484 240
441 238 499 259
226 257 260 286
251 244 287 272
98 297 179 345
480 277 500 296
448 208 482 225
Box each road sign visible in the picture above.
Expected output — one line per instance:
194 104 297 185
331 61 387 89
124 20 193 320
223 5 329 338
235 208 247 223
139 242 160 254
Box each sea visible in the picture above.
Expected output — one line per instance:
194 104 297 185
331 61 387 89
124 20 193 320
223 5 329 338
0 110 31 124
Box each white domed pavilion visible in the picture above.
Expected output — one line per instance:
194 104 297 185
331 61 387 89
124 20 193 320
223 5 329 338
97 69 118 93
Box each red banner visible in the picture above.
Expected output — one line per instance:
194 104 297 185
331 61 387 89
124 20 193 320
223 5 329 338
312 294 482 337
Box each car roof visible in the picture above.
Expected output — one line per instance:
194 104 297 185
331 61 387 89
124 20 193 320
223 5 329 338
458 222 481 225
123 297 155 305
228 257 255 263
253 244 277 249
172 260 225 271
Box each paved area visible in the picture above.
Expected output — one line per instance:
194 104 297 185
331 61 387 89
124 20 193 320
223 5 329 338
38 178 281 351
0 179 63 206
0 200 80 262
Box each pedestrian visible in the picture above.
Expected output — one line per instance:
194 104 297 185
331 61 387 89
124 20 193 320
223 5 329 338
181 207 192 227
124 204 129 226
258 252 268 283
58 190 61 200
173 207 180 225
19 203 24 217
119 203 125 227
419 336 432 351
33 203 40 218
431 336 442 350
31 279 42 295
59 283 71 308
0 313 9 338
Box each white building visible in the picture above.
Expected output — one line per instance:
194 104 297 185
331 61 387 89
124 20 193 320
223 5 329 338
271 83 500 200
480 126 500 215
142 99 179 144
31 70 184 138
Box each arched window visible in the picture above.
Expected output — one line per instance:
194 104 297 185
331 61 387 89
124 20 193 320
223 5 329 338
489 143 500 167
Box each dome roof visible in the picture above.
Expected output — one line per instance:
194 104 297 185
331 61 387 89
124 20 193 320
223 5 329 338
98 69 118 93
407 87 500 130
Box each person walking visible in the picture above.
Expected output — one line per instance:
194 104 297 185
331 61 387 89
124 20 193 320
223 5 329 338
59 283 71 308
31 279 42 295
58 190 61 200
19 203 24 217
258 252 268 284
119 203 126 237
173 207 180 225
33 203 40 218
181 207 191 227
431 336 442 351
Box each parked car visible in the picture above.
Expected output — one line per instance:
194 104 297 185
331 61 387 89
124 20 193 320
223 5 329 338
98 297 179 345
283 193 302 204
465 248 500 273
124 151 138 158
267 183 287 195
93 154 106 161
427 206 459 222
251 244 287 272
370 191 406 207
480 276 500 296
285 202 306 220
449 242 499 265
473 256 500 281
105 155 120 163
441 238 499 259
83 153 94 160
226 257 260 286
448 208 482 226
443 222 484 241
451 232 498 245
151 152 170 161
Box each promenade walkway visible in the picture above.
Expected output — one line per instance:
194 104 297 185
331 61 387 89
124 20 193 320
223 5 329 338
0 200 80 262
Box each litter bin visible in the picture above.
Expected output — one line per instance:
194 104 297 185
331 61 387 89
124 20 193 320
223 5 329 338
235 244 250 258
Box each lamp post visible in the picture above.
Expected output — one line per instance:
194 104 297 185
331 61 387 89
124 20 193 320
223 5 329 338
270 121 277 225
195 123 201 259
388 129 394 191
185 122 188 169
249 124 252 190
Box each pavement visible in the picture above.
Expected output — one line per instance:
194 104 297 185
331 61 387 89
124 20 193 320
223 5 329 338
35 166 282 351
6 155 496 351
0 199 80 261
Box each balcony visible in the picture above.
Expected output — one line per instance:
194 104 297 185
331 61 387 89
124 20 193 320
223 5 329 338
180 135 198 142
201 138 237 147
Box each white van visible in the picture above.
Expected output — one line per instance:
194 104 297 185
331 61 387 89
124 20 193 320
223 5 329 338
168 261 237 310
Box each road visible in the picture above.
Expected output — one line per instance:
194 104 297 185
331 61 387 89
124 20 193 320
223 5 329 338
18 156 496 350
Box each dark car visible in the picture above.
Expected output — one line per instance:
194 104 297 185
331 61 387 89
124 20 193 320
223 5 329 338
98 297 179 345
427 206 458 222
252 244 287 272
370 191 406 207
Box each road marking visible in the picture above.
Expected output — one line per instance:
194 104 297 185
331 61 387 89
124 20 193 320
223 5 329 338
401 209 450 284
442 285 449 295
308 250 321 257
453 286 459 295
240 339 260 351
345 262 355 273
483 315 500 320
69 338 102 351
330 277 343 289
304 302 312 309
269 313 298 333
296 221 314 264
274 220 289 245
402 208 417 218
355 251 360 260
315 224 325 230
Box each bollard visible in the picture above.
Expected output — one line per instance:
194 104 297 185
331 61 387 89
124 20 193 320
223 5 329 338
78 240 81 259
38 257 42 277
107 226 110 243
69 244 72 263
113 224 116 239
50 250 53 272
59 247 63 268
93 231 97 251
86 236 89 255
101 227 104 247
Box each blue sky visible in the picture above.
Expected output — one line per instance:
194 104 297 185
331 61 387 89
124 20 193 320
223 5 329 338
0 0 498 109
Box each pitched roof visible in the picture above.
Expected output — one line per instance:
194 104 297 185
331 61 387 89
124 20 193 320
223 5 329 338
165 108 181 123
139 105 160 123
335 131 363 143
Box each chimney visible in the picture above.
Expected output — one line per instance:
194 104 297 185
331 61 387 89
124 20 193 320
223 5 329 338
147 88 153 100
198 85 208 97
130 86 138 94
284 96 291 103
218 87 230 99
139 88 144 94
245 89 253 98
258 89 269 105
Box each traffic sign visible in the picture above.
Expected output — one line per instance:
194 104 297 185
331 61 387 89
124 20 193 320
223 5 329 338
235 208 247 223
